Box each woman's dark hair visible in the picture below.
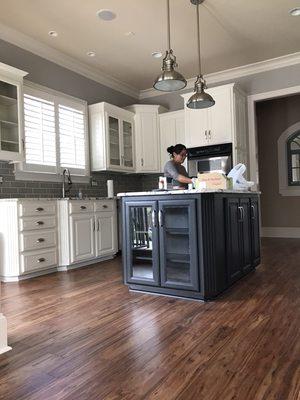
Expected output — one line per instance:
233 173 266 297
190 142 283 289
167 143 187 156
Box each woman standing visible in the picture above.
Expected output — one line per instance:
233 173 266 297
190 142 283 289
164 144 193 189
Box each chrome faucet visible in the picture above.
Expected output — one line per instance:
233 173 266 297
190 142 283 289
62 168 72 198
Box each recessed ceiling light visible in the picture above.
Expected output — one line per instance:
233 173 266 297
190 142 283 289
97 9 116 21
289 7 300 16
48 30 58 37
125 31 135 37
152 51 163 59
87 51 96 57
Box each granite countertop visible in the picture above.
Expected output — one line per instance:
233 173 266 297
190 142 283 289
0 197 116 202
117 189 260 197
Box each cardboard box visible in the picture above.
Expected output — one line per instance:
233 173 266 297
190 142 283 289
196 172 233 190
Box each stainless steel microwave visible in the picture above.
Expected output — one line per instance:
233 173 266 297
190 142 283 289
187 143 232 176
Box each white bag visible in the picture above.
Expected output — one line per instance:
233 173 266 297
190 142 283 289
227 164 254 190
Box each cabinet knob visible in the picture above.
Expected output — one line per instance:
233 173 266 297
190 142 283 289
35 207 44 212
36 221 44 226
80 205 87 210
37 257 45 263
36 238 45 243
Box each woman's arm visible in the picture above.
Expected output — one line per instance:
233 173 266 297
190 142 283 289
177 174 193 184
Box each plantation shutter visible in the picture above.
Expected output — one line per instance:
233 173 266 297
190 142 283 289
23 94 56 172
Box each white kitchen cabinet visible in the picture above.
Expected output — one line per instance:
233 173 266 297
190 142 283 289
89 102 135 172
0 63 28 162
182 84 247 161
95 213 116 257
159 110 185 172
0 199 58 282
126 104 167 173
57 199 118 269
70 214 95 263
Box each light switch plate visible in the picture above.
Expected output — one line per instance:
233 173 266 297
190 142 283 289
0 177 3 183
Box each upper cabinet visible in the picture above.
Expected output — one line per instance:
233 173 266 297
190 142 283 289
159 110 185 173
126 104 167 173
0 62 28 162
181 83 248 166
89 102 135 172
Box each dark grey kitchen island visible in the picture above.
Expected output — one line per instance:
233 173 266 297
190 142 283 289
119 190 260 301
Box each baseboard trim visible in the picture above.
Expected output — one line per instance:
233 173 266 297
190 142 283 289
261 227 300 238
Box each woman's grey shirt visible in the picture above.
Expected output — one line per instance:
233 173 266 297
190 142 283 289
163 160 189 188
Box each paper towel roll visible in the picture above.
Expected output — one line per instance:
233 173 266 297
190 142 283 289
107 180 114 198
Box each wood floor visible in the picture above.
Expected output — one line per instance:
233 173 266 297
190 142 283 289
0 238 299 400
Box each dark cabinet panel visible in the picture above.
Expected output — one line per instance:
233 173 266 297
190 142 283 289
250 197 261 266
124 201 160 286
158 199 199 291
240 197 252 274
225 198 243 284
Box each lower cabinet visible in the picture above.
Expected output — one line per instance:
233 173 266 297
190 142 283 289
225 196 260 284
58 199 118 268
70 213 95 263
122 193 261 300
124 199 199 291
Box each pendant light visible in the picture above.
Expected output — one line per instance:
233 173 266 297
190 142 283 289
187 0 215 109
153 0 187 92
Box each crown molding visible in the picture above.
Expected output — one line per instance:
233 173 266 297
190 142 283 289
0 22 140 99
139 52 300 100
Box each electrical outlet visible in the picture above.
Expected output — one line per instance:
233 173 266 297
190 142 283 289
91 179 98 187
0 177 3 184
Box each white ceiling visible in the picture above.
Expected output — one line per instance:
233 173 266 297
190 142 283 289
0 0 300 92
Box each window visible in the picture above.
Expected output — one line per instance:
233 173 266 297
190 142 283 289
287 131 300 186
17 83 89 180
278 122 300 196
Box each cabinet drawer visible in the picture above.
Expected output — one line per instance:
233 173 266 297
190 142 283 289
69 201 94 214
19 202 56 217
20 249 57 274
94 200 114 212
19 216 57 232
20 230 57 252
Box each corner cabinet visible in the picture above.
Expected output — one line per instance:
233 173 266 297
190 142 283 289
122 192 260 301
0 62 28 162
181 83 248 168
126 104 167 173
89 102 135 172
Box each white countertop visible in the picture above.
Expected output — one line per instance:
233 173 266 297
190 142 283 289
0 197 115 202
117 189 260 197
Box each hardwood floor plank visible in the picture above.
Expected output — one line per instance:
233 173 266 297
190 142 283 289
0 239 299 400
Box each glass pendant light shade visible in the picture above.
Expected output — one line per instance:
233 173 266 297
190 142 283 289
187 75 215 109
153 0 187 92
187 0 215 109
153 50 187 91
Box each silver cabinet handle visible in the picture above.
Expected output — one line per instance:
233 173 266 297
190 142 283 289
158 210 163 227
80 205 87 210
97 220 100 231
238 206 243 222
251 205 255 220
93 220 96 231
36 238 45 243
205 130 207 139
36 221 44 226
37 257 45 263
209 130 211 140
141 158 144 166
151 209 156 228
35 207 44 212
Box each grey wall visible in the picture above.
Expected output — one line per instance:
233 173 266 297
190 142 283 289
0 39 160 197
140 64 300 111
256 94 300 228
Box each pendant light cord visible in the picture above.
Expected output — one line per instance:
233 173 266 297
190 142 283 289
167 0 171 50
196 3 202 75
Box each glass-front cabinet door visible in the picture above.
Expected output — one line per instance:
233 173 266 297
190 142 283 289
122 120 134 169
108 115 121 167
0 79 22 160
125 201 159 286
158 200 199 291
